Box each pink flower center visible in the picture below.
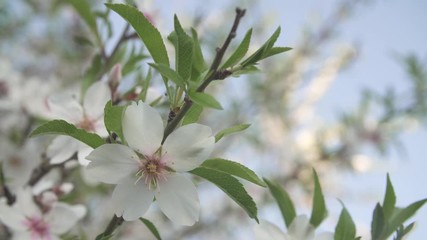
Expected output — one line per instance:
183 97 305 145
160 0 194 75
136 154 168 189
24 216 51 240
77 117 96 132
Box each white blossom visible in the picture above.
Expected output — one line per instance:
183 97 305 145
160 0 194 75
46 81 110 165
0 188 86 240
86 101 214 225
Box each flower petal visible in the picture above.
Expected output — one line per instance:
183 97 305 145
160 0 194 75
77 144 93 166
47 136 79 164
288 215 314 239
111 177 154 221
15 188 41 217
47 203 85 234
155 174 199 226
0 200 26 231
254 220 286 240
163 124 214 172
122 101 163 155
83 81 111 120
47 93 83 124
86 144 140 184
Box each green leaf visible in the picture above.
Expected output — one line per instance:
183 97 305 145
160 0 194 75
231 65 260 78
394 222 415 240
82 54 103 95
334 206 356 240
309 169 328 228
122 54 147 76
106 4 169 66
188 92 222 110
240 27 281 67
371 203 386 240
174 15 193 81
149 63 185 88
264 178 296 228
138 69 153 102
382 174 396 220
139 218 161 240
190 167 258 222
191 28 206 78
182 103 203 125
385 199 427 237
95 234 113 240
221 28 252 69
104 101 125 142
215 124 251 142
30 120 104 149
68 0 100 43
201 158 266 187
264 47 292 58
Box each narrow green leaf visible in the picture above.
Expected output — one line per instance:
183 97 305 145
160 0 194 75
139 218 161 240
264 178 296 228
394 222 415 240
221 29 252 69
149 63 185 88
106 4 169 66
231 65 260 78
190 167 258 222
182 103 203 125
215 124 251 142
309 169 328 228
371 203 386 240
95 234 113 240
264 47 292 58
240 27 281 67
334 206 356 240
68 0 100 43
122 54 147 76
201 158 266 187
188 92 222 110
138 69 152 102
82 54 103 95
104 101 125 142
385 199 427 238
174 15 193 81
382 174 396 220
191 28 206 77
30 120 104 149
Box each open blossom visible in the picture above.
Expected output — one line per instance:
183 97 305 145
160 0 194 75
254 215 333 240
86 101 214 225
0 189 86 240
0 139 42 192
46 81 110 165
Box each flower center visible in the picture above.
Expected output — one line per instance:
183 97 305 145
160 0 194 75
24 216 50 239
77 117 96 132
136 154 167 189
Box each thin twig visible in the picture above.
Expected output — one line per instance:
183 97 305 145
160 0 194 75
0 165 16 205
162 8 246 143
27 153 76 187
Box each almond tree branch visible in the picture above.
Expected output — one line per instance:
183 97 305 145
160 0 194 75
162 8 246 143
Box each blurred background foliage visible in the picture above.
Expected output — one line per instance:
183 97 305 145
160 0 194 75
1 0 426 239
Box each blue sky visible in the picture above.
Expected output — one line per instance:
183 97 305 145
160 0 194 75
134 0 427 238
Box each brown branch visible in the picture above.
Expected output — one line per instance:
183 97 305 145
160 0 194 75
162 8 246 143
27 153 76 187
0 165 16 205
